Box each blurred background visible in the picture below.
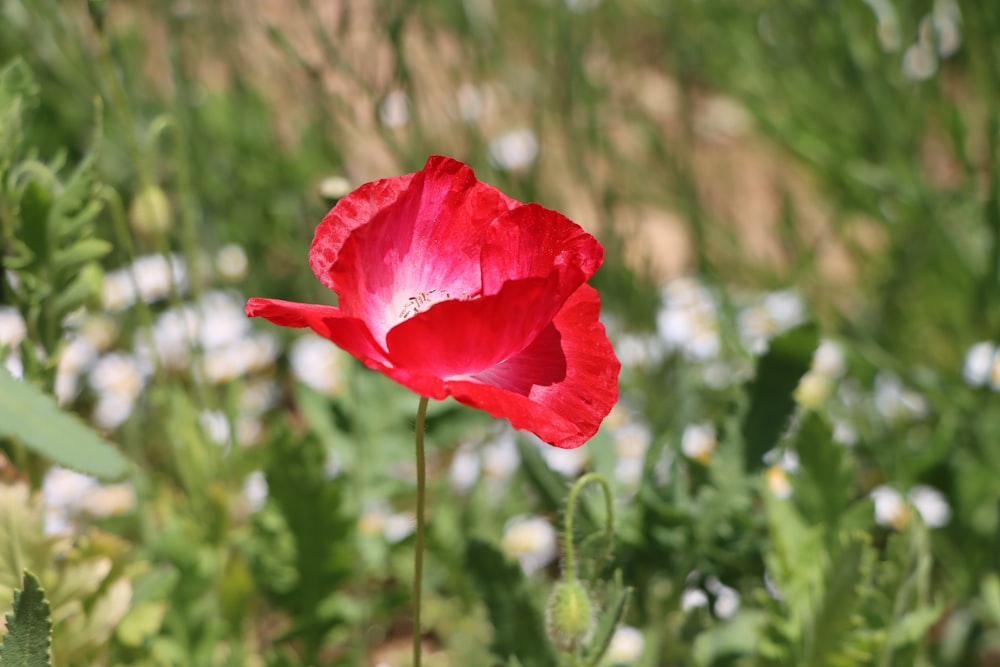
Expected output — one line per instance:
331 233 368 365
2 0 1000 665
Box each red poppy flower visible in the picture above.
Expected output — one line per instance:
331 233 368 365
246 156 619 448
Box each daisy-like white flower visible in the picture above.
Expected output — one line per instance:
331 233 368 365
962 341 995 387
871 485 910 530
681 422 717 464
215 243 249 282
289 333 348 396
379 90 411 128
605 625 644 664
488 128 539 171
656 277 721 361
908 485 951 528
0 306 26 347
501 515 558 575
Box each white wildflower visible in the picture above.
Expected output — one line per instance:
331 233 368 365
449 443 481 493
681 588 708 611
290 334 346 395
681 423 716 464
874 371 927 421
656 277 721 361
481 430 520 484
384 512 416 543
101 270 136 312
615 333 664 370
318 175 352 200
488 128 539 171
501 515 558 575
605 625 644 664
200 410 231 446
0 306 26 347
214 244 248 282
539 438 589 478
89 353 145 399
963 341 995 387
379 90 411 128
54 337 98 405
909 485 951 527
78 483 136 519
131 253 187 304
738 289 805 355
871 485 910 530
812 339 846 378
91 394 137 430
199 291 251 350
242 471 269 513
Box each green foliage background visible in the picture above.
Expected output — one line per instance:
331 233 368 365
1 0 999 665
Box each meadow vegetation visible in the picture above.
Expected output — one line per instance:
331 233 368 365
1 1 999 665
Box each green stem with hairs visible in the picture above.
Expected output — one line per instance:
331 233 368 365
563 473 614 585
413 395 430 667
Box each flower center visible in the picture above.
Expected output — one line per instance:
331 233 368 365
398 288 453 320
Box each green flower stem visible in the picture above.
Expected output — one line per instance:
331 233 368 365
413 395 430 667
563 473 614 585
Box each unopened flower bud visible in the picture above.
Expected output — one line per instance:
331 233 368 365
128 185 172 237
545 578 594 651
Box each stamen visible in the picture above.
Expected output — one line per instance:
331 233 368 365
399 289 452 320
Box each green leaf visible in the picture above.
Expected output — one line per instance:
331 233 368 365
0 59 38 112
741 323 819 472
50 239 111 273
805 532 870 665
0 368 128 480
115 602 167 648
0 58 37 175
0 571 52 667
256 430 354 659
692 610 768 665
17 180 52 261
465 539 558 667
50 263 103 318
792 412 854 528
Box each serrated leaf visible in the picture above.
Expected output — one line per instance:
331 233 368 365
49 114 102 240
0 571 52 667
0 368 128 480
0 59 38 112
0 58 37 175
742 323 819 472
465 539 558 667
793 412 854 528
260 431 354 658
17 180 51 260
51 263 102 318
50 239 111 273
805 532 870 664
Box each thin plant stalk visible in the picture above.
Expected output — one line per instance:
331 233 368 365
413 395 430 667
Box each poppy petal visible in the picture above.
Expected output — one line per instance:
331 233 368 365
385 273 565 379
316 156 518 345
309 172 417 293
245 297 392 370
481 203 604 298
443 284 620 449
